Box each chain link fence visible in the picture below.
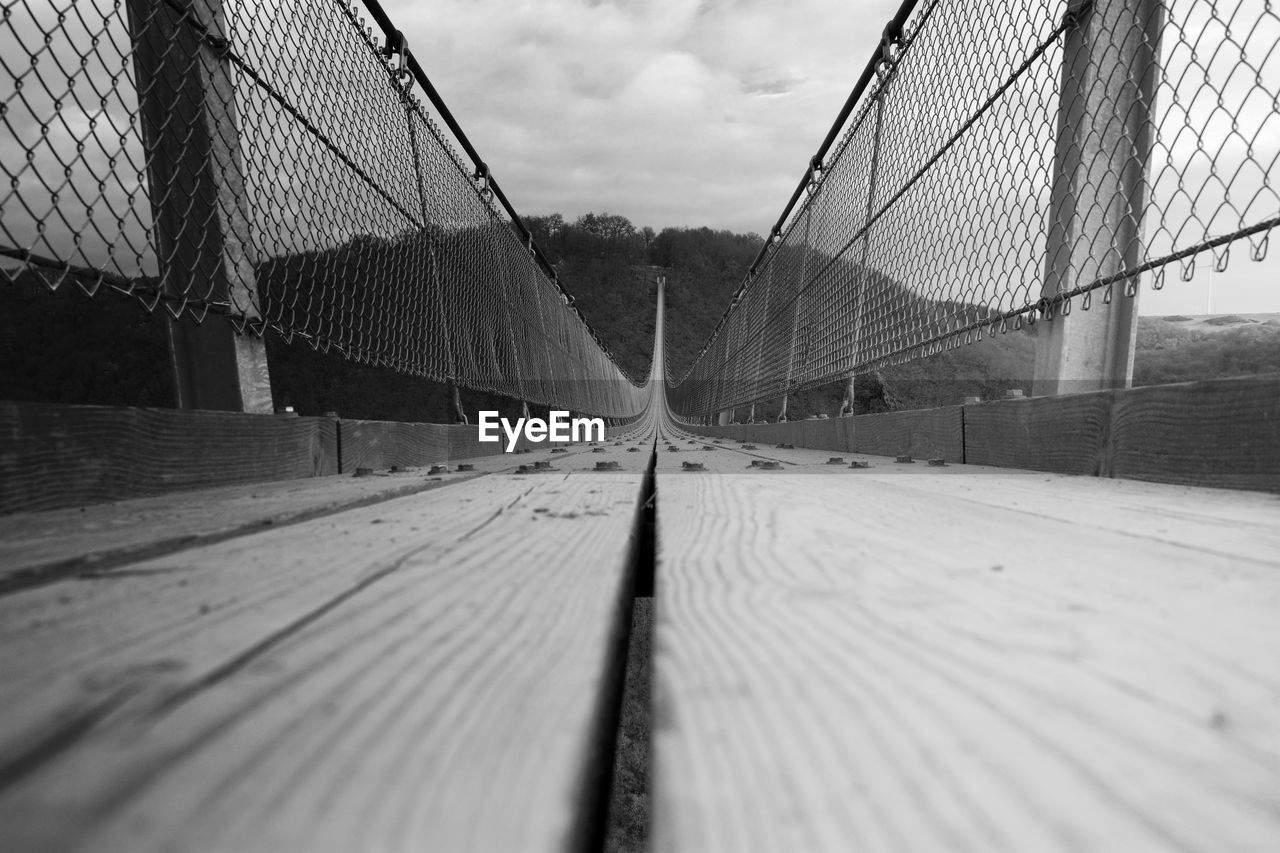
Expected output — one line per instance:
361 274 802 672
667 0 1279 418
2 0 647 418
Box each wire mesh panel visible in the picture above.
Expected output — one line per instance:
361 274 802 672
1 0 646 417
667 0 1280 417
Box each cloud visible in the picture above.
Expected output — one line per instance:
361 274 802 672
382 0 902 232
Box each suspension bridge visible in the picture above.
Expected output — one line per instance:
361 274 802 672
2 0 1279 850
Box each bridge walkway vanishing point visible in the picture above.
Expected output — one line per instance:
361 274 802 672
4 0 1280 849
1 283 1278 853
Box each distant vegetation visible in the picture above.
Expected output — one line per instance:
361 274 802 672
3 214 1278 419
524 212 759 383
1134 315 1280 386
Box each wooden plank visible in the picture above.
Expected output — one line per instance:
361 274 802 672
825 468 1280 570
963 390 1115 474
688 375 1280 491
652 467 1280 852
0 436 643 593
342 418 645 471
0 471 472 593
792 418 849 452
0 467 649 852
1107 374 1280 492
685 407 963 462
340 419 453 472
449 421 525 460
0 401 337 514
849 406 962 461
341 420 530 469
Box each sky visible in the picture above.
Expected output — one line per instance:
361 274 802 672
381 0 1279 316
383 0 903 234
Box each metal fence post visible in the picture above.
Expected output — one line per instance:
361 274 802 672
1033 0 1164 396
844 91 888 420
780 210 814 412
127 0 272 413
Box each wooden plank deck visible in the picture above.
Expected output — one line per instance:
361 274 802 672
0 440 652 852
3 406 1278 852
0 440 639 593
651 428 1280 852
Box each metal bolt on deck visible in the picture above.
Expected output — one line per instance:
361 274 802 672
594 461 621 471
741 444 757 450
827 457 845 465
353 467 374 478
682 461 705 471
533 460 553 470
849 460 871 469
778 443 795 449
457 464 475 472
428 465 448 475
895 456 914 464
551 448 567 454
928 459 947 467
749 460 781 470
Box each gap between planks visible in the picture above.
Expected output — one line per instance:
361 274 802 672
0 463 652 853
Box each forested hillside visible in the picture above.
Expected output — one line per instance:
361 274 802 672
4 213 1278 420
524 212 760 382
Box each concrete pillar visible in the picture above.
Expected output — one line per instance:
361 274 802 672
128 0 272 412
1033 0 1164 396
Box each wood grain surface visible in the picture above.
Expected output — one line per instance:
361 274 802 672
0 438 645 591
684 375 1280 492
341 417 649 472
339 419 454 472
688 406 963 462
0 401 337 514
1107 374 1280 491
0 455 648 852
651 432 1280 853
0 442 644 593
849 406 963 460
962 390 1116 474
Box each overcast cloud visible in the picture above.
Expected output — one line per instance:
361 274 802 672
383 0 902 234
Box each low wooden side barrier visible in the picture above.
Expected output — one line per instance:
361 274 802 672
0 402 338 514
0 402 644 514
683 374 1280 492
